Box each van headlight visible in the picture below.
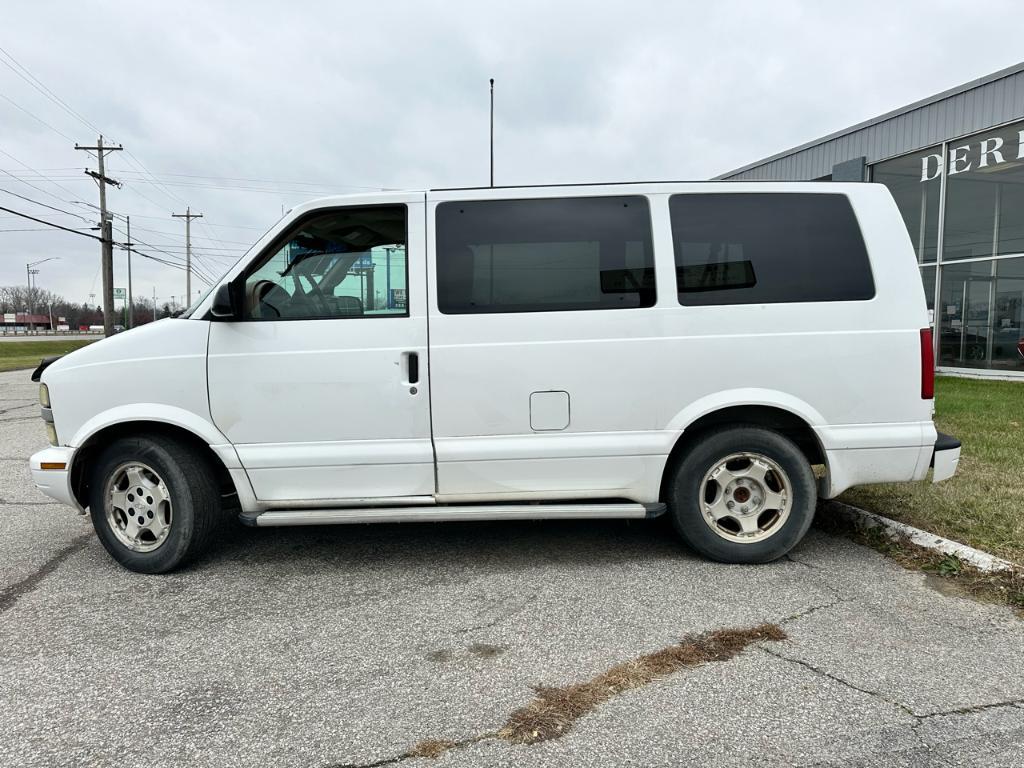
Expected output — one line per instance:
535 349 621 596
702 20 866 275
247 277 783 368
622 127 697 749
39 384 57 444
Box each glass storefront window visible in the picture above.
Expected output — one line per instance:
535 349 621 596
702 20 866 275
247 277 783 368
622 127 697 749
920 265 936 319
938 257 1024 372
871 146 941 263
943 121 1024 260
869 118 1024 375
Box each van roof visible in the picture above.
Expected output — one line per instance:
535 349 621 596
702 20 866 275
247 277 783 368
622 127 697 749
430 179 849 192
294 179 875 210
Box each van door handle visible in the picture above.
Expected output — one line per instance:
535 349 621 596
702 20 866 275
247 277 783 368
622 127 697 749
407 352 419 384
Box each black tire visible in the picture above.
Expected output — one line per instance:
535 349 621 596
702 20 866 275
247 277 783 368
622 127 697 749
666 426 816 564
88 435 222 573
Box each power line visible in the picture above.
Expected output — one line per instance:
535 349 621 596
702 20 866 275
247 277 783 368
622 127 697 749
112 225 187 266
113 169 392 191
110 224 217 285
132 243 248 252
0 226 92 233
0 92 76 142
0 167 82 172
121 150 186 204
0 204 266 230
125 224 253 245
0 205 102 240
0 149 94 220
0 46 264 292
0 187 93 222
0 45 102 135
1 172 355 196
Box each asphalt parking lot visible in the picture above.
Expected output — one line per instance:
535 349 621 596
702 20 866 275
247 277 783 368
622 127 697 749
2 368 1024 767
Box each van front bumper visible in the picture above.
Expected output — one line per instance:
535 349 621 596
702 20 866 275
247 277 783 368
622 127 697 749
29 446 84 513
930 431 961 483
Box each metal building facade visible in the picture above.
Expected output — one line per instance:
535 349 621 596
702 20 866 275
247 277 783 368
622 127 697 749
718 62 1024 182
717 62 1024 379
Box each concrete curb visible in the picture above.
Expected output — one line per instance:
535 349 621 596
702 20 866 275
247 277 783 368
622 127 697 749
824 500 1019 574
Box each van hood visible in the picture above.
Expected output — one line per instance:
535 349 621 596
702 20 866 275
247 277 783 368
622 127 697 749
42 319 209 380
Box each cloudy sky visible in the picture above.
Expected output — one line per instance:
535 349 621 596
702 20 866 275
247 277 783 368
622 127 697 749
1 0 1021 309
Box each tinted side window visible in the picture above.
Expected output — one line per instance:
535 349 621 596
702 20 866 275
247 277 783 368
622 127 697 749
436 196 655 314
669 193 875 305
243 205 407 320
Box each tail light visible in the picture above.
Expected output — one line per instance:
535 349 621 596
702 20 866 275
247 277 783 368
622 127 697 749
920 328 935 399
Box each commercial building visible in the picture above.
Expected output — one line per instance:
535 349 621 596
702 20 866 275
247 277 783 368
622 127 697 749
718 62 1024 377
1 312 53 333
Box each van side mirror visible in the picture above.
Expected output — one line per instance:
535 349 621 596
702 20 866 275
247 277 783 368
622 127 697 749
210 283 237 320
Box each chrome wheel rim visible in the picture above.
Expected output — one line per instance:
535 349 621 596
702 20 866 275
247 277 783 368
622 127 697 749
104 462 173 553
699 452 791 544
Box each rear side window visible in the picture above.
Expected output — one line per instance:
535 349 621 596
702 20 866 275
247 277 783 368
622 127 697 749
436 196 655 314
669 193 874 305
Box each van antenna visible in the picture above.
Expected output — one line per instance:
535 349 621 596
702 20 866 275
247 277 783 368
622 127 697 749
489 78 495 187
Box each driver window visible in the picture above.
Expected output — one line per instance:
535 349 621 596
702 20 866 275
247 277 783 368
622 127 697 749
244 205 408 320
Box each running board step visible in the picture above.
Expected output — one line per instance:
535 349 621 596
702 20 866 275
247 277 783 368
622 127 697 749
240 502 666 527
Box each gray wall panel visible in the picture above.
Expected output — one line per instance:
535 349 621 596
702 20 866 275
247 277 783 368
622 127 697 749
720 64 1024 180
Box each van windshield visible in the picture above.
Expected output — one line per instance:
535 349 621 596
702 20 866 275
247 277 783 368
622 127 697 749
178 284 216 317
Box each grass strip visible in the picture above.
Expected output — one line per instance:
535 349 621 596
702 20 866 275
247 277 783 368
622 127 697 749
0 339 96 373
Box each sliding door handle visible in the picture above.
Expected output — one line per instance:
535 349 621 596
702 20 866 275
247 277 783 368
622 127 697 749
407 352 419 384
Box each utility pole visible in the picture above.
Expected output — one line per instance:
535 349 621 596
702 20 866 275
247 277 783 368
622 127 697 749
26 257 58 333
172 206 202 301
489 78 495 187
75 135 122 337
123 215 134 328
152 287 157 322
25 263 34 332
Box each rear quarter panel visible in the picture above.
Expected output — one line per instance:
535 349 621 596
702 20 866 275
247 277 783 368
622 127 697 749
655 183 932 436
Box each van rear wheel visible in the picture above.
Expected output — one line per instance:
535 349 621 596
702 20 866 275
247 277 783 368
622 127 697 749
88 435 221 573
667 426 816 563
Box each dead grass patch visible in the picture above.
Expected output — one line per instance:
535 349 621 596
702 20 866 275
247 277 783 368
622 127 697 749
343 622 788 765
497 623 786 745
840 376 1024 564
817 505 1024 614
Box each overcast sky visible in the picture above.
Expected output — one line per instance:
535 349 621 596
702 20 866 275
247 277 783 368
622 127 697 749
1 0 1021 309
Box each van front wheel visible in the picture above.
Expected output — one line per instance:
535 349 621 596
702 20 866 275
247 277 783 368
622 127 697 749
88 435 221 573
667 426 816 564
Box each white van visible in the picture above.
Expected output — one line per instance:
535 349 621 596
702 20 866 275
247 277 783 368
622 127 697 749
29 182 961 573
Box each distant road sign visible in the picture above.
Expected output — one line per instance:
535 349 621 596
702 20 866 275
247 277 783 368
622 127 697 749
113 288 126 299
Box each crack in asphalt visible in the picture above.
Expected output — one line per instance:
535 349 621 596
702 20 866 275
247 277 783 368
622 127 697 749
783 553 846 601
327 736 490 768
779 597 852 625
763 645 1024 731
0 533 92 613
760 646 918 718
326 623 787 768
0 403 34 417
915 697 1024 720
455 592 538 635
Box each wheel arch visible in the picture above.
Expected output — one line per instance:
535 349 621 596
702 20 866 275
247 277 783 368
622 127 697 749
69 419 241 511
659 403 826 502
